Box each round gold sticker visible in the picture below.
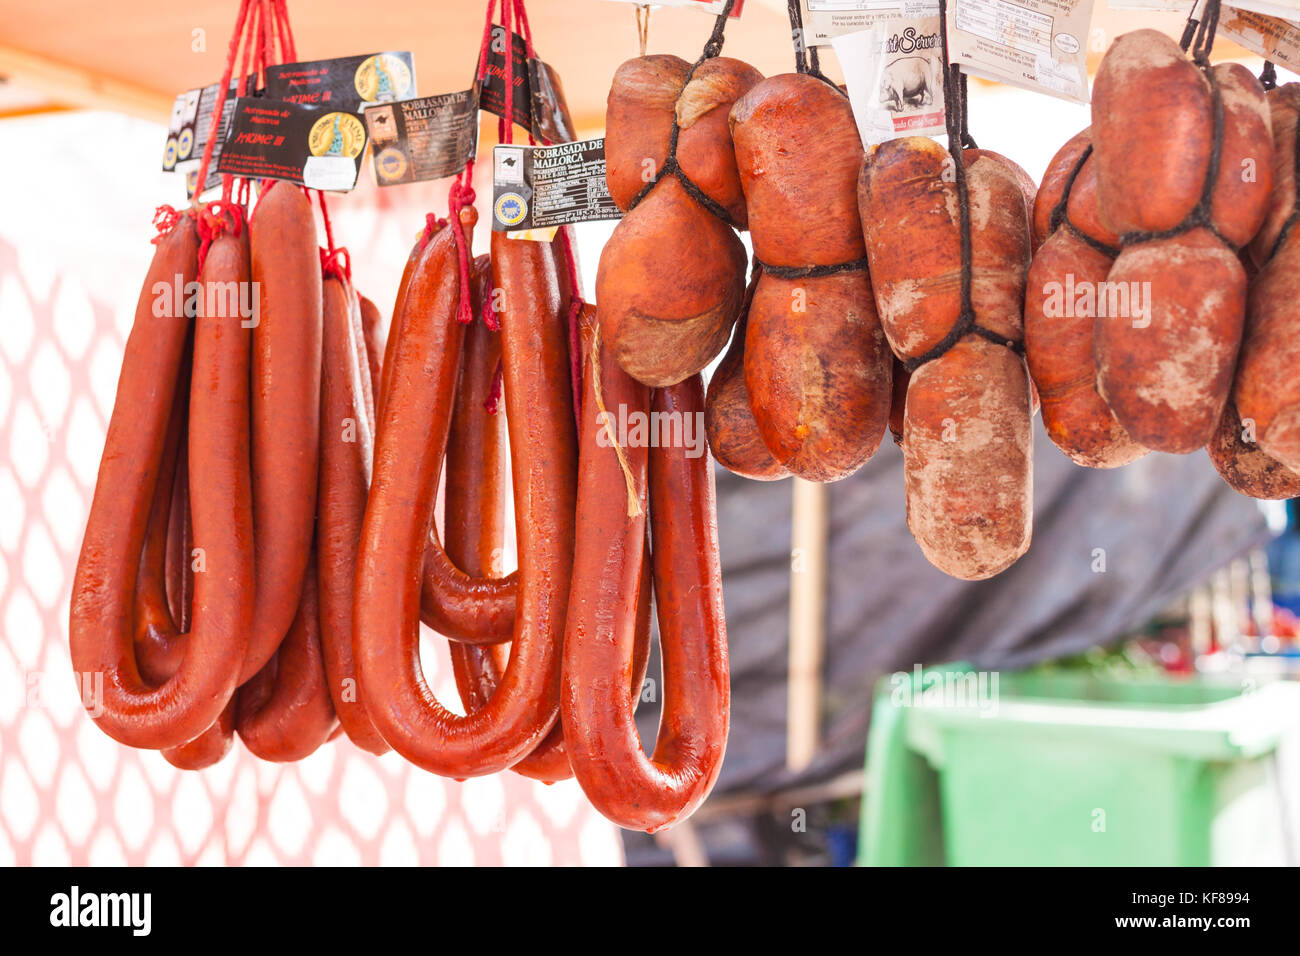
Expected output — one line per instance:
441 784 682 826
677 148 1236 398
354 54 412 103
308 112 366 159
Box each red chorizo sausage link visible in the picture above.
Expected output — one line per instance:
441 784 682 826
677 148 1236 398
372 251 518 647
317 275 388 754
124 279 234 771
447 301 651 784
417 227 582 648
164 429 193 633
242 181 323 682
563 354 728 831
415 255 517 647
377 237 424 422
354 217 576 776
353 287 381 426
237 548 338 761
70 219 253 749
163 698 236 770
133 344 190 685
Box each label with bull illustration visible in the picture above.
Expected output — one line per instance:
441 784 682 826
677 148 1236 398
491 138 621 232
833 7 947 146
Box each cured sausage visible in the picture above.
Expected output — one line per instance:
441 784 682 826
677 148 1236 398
70 218 254 749
964 148 1039 251
703 268 789 480
1208 399 1300 499
563 357 728 831
347 284 377 428
243 181 323 681
731 73 892 482
316 275 388 754
1235 83 1300 471
355 290 383 417
1091 31 1272 453
377 237 424 420
1024 131 1147 468
414 257 517 647
128 349 235 770
446 300 652 784
354 216 577 776
859 136 1032 580
237 549 338 761
597 54 761 386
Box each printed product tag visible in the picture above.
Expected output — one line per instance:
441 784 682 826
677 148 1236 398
528 58 576 144
481 27 535 131
1221 6 1300 67
365 88 480 186
164 74 256 197
801 0 911 47
263 53 416 112
833 6 947 145
217 97 368 191
602 0 745 17
945 0 1093 104
1108 0 1299 16
491 138 621 232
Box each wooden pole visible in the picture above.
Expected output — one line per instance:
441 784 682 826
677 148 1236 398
787 477 828 772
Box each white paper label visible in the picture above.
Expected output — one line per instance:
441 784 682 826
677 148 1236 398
946 0 1093 103
833 11 948 145
302 156 360 192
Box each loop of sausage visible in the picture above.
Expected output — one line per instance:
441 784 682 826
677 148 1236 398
562 325 729 831
413 256 516 647
133 341 191 685
377 250 518 648
354 219 577 776
237 548 338 761
447 301 651 784
125 319 234 770
317 275 388 754
703 272 789 480
241 182 323 682
70 221 254 750
163 698 237 770
352 287 382 426
163 429 193 633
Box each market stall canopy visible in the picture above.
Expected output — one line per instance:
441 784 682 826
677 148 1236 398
0 1 1240 125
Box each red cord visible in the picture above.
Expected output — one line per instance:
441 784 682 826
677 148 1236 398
556 225 584 424
191 0 252 209
484 358 504 414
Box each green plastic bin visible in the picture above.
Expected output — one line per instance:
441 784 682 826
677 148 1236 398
859 664 1300 866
